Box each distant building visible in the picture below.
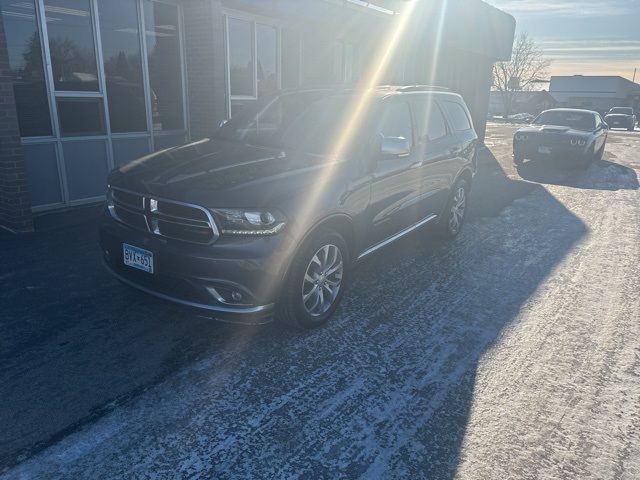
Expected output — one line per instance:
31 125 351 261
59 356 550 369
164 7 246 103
489 90 557 116
549 75 640 114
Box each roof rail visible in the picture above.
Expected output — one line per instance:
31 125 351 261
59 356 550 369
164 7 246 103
395 85 451 92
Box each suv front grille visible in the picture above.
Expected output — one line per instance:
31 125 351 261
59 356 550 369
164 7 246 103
108 187 219 245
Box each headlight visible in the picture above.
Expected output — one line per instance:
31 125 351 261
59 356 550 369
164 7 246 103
211 208 286 236
515 133 528 141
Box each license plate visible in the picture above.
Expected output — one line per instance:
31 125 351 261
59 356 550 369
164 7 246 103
538 145 552 154
123 244 154 274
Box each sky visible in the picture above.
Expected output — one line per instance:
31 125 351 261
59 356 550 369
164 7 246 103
485 0 640 81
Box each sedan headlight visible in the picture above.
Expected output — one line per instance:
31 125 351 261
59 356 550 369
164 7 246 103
515 133 528 141
211 208 286 236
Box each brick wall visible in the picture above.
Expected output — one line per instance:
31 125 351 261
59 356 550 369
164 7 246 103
0 13 33 232
182 0 227 140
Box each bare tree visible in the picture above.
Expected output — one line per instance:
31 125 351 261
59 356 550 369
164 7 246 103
493 32 550 117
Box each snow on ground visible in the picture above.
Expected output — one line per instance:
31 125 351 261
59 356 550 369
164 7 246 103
3 128 639 479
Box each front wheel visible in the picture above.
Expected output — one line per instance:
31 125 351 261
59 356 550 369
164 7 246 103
437 178 469 238
278 230 349 329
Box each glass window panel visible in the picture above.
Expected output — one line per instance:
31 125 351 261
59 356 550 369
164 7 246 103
44 0 99 91
378 101 413 145
281 29 300 89
143 1 184 131
228 18 253 96
23 143 62 205
62 140 108 200
443 101 472 131
256 24 277 97
0 0 52 136
412 98 447 141
98 0 147 133
57 97 105 136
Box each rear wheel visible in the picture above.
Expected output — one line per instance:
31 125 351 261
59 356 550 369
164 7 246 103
278 230 348 329
437 178 469 238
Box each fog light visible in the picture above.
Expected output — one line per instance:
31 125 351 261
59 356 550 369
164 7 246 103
206 286 250 306
231 291 243 302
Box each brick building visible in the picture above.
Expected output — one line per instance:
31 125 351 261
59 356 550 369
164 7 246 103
0 0 514 231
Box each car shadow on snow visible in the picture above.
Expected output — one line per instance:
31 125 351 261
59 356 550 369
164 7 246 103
515 157 639 191
311 149 590 478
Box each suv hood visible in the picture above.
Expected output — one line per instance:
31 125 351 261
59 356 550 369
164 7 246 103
108 138 344 208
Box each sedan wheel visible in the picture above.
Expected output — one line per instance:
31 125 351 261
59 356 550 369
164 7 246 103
301 244 344 317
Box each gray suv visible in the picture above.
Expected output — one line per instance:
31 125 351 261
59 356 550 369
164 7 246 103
100 86 479 328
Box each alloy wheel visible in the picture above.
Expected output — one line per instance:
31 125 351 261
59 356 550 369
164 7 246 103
301 244 344 317
448 186 466 235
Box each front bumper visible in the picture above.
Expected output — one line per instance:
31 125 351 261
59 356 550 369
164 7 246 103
99 208 293 323
514 142 589 162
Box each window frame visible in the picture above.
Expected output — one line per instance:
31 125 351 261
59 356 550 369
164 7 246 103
19 0 188 212
223 9 282 118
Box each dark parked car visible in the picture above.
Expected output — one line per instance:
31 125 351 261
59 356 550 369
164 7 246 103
99 86 478 328
604 107 636 131
513 108 608 169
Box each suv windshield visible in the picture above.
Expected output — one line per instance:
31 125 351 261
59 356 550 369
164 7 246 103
215 92 371 155
609 107 633 115
533 110 595 131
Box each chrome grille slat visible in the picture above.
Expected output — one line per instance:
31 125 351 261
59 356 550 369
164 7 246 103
107 186 219 245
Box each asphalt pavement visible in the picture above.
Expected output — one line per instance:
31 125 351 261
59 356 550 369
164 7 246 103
1 124 639 479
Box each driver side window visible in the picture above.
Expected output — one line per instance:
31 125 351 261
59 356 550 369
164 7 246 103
378 101 413 147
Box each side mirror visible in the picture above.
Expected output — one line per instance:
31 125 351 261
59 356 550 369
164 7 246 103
380 136 411 159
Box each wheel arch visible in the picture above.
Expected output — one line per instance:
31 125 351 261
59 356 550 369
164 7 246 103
454 167 474 191
280 213 356 284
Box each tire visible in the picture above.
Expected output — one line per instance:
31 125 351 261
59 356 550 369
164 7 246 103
579 147 595 169
628 125 635 132
595 143 605 161
437 178 469 239
513 154 524 166
278 230 349 329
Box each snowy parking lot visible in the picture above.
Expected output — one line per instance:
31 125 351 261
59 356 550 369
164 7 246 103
1 124 639 479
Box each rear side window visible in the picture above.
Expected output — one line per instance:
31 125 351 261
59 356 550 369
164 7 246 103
410 97 447 141
443 101 472 131
378 100 413 145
